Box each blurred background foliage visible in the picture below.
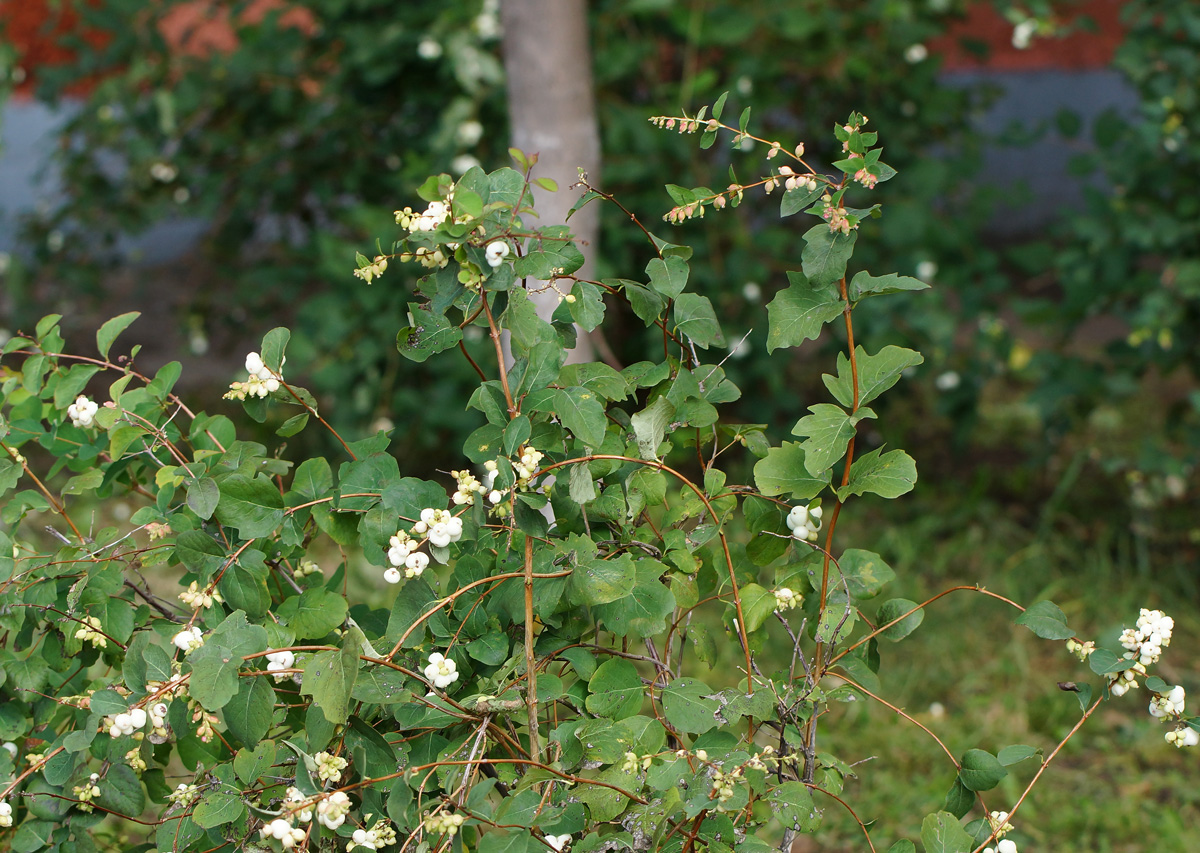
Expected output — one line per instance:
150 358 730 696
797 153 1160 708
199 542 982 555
0 0 1197 562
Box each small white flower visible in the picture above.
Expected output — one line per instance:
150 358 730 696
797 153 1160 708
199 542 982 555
172 626 204 653
67 395 99 428
425 652 460 689
546 834 573 852
904 44 928 64
935 370 960 391
1012 18 1038 49
457 120 484 147
485 240 511 269
417 38 443 60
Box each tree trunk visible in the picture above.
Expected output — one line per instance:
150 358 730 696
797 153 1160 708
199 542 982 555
501 0 599 363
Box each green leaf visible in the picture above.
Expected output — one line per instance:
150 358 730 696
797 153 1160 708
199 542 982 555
838 448 918 500
920 811 973 853
234 740 277 785
781 185 824 218
887 842 916 853
801 223 857 289
397 305 464 362
877 599 924 642
848 271 930 303
224 674 275 748
555 386 608 449
943 778 974 819
630 396 675 460
1087 648 1129 676
576 765 638 822
569 554 637 606
837 549 895 599
192 786 245 828
765 271 844 353
568 463 597 504
96 762 145 818
186 477 220 520
736 583 777 633
823 345 924 408
187 611 268 712
277 588 349 639
768 781 820 832
997 744 1041 766
96 312 141 360
594 563 676 640
1014 600 1074 641
958 749 1006 792
260 326 291 372
792 403 875 477
646 256 690 299
215 474 284 539
661 678 720 734
301 628 362 725
815 591 856 644
217 557 271 619
752 442 830 500
585 659 643 720
673 294 726 349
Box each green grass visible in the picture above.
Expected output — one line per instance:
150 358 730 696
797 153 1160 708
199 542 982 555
794 492 1200 852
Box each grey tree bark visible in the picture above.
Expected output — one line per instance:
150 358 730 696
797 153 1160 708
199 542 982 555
500 0 600 363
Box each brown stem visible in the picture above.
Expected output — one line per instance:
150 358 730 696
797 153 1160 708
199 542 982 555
523 535 541 759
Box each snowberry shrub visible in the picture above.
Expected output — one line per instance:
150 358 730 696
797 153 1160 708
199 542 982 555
0 95 1194 853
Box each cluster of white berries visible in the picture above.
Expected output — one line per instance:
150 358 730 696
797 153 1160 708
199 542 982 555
424 652 460 689
169 782 199 808
385 530 424 584
295 559 323 578
315 751 348 783
513 446 544 487
1066 638 1095 661
785 504 823 542
72 773 101 812
545 834 573 852
266 649 296 681
773 587 801 611
0 801 11 827
283 787 313 822
452 469 484 505
982 811 1017 853
485 240 511 268
424 812 467 836
770 165 819 195
259 818 307 849
415 507 465 549
107 707 149 739
349 820 398 851
316 791 351 829
1120 608 1174 666
74 615 107 649
172 626 205 654
178 581 215 609
67 395 99 428
383 507 464 584
1150 685 1186 718
396 198 453 233
225 351 284 401
354 255 388 284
